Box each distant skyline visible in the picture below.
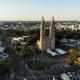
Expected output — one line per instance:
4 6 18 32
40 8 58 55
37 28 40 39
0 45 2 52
0 0 80 21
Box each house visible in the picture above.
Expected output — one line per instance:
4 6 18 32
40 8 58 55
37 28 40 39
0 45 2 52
60 73 70 80
11 36 29 46
55 48 66 55
47 48 59 56
47 48 67 57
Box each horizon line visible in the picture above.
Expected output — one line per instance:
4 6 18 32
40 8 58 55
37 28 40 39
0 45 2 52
0 20 80 22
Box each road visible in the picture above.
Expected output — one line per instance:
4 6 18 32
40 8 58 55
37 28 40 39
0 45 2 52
2 37 38 80
7 48 37 80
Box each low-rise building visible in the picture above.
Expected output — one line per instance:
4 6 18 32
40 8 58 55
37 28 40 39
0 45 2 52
11 36 29 46
0 47 9 60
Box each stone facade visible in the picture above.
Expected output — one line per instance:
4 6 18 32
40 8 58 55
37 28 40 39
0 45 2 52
37 17 55 51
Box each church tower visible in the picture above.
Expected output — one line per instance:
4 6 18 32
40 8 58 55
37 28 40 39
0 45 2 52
49 17 55 49
37 16 46 51
37 17 55 51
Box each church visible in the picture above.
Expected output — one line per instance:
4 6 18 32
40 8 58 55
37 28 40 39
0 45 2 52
37 17 55 51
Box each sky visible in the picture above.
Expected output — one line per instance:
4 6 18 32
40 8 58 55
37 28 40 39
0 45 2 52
0 0 80 21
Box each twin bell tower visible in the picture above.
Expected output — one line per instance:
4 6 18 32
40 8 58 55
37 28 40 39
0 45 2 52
37 17 55 51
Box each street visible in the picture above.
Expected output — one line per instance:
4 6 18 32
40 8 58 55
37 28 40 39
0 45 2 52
7 48 37 80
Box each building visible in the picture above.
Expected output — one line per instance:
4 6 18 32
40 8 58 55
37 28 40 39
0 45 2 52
37 17 55 51
11 36 29 47
0 47 9 59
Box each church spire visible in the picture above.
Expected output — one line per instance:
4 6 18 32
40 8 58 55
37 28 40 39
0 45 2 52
40 16 45 37
49 17 55 37
51 17 55 26
40 16 45 30
50 17 55 29
41 16 44 23
39 16 46 51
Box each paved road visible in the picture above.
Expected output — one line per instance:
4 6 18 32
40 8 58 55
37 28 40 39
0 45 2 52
7 48 37 80
8 48 39 80
2 38 38 80
8 48 21 73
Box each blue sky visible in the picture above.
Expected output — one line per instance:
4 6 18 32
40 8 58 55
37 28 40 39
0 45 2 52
0 0 80 21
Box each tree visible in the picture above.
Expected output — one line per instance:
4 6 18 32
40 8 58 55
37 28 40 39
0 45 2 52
20 47 33 59
67 48 78 64
0 58 12 79
3 47 10 53
6 58 13 65
27 36 35 45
